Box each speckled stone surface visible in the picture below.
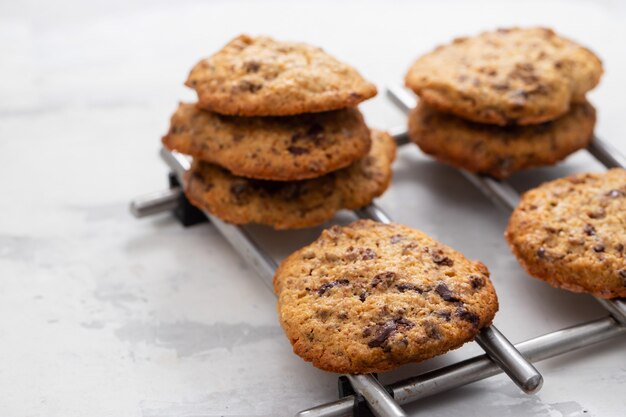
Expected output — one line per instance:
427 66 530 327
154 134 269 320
2 1 626 416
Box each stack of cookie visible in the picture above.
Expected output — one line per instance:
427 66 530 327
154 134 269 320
163 35 396 229
404 27 603 179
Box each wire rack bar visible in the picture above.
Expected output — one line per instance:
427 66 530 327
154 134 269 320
147 143 541 416
296 316 624 417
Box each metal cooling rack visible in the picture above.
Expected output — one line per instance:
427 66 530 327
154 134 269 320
130 89 626 416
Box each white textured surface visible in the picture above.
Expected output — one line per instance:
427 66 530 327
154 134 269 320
1 1 625 416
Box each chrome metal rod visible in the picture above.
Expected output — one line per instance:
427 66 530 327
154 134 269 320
346 375 407 417
208 216 278 289
587 136 626 169
460 172 520 212
160 146 191 176
388 125 410 146
356 202 542 394
129 188 181 218
295 399 353 417
355 203 393 224
474 326 542 394
160 147 404 417
386 84 417 113
596 298 626 326
295 316 625 416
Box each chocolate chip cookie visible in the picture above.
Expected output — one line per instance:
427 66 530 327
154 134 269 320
162 103 371 181
186 35 377 116
184 130 395 230
405 27 603 125
274 220 499 373
408 100 596 179
506 169 626 298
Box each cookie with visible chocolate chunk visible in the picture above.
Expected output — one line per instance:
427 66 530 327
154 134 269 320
405 27 603 125
408 100 595 179
184 130 395 230
506 169 626 298
163 103 371 181
274 220 498 373
186 35 377 116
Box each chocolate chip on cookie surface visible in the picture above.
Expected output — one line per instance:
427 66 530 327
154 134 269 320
506 169 626 298
184 130 396 230
187 35 377 116
405 27 602 125
408 100 596 178
163 103 371 181
274 220 498 373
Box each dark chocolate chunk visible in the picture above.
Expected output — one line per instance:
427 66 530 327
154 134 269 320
537 247 546 258
583 224 596 236
345 247 377 261
469 274 485 289
425 321 441 339
361 248 377 260
588 208 606 219
431 250 454 266
230 182 249 202
243 60 261 73
290 123 325 146
607 189 624 198
306 123 324 138
317 279 349 296
435 282 460 302
619 269 626 285
237 80 262 93
371 272 396 288
434 310 451 321
593 244 605 253
367 321 397 348
287 146 309 155
390 234 403 244
359 291 368 302
367 318 414 349
396 283 424 293
491 82 510 91
456 307 480 328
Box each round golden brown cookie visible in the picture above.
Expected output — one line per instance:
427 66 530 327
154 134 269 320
162 103 371 181
186 35 377 116
407 100 596 179
183 130 396 230
405 27 603 125
506 169 626 299
273 219 498 373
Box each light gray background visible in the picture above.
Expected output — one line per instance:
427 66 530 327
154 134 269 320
1 0 625 416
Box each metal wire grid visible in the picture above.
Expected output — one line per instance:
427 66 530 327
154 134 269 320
130 87 626 416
